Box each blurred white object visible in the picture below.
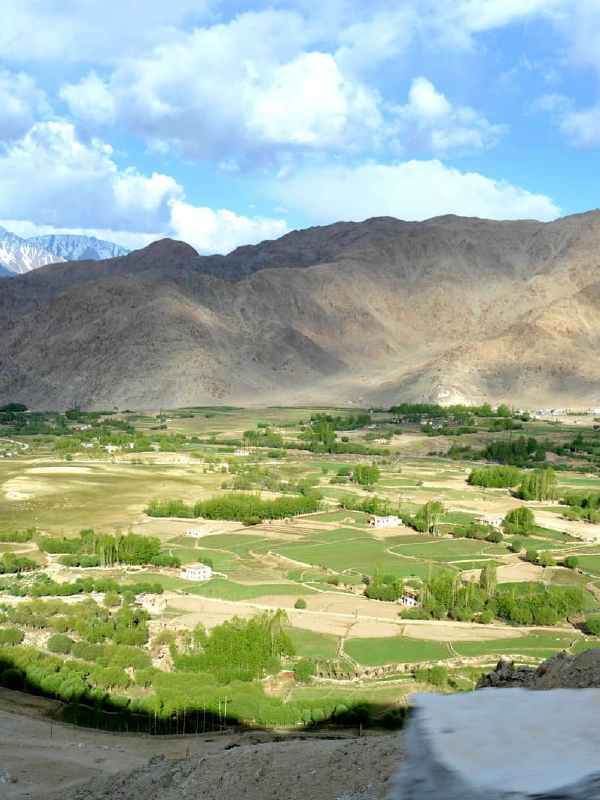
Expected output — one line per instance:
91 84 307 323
392 688 600 799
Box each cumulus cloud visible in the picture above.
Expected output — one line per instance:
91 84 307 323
265 160 560 223
168 202 289 254
392 77 506 155
0 122 290 254
0 121 182 231
60 10 382 160
0 70 50 143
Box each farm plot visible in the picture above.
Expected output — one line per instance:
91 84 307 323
186 578 316 601
270 536 434 579
452 634 576 659
390 539 508 561
288 628 339 659
344 637 451 666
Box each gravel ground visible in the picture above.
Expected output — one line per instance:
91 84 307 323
56 734 404 800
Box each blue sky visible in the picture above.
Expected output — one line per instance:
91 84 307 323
0 0 599 253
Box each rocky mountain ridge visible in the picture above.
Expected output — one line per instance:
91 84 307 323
2 211 600 409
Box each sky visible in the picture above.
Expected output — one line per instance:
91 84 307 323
0 0 599 254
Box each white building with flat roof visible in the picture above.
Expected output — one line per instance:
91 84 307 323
369 514 401 529
474 516 504 529
234 448 250 456
180 563 212 581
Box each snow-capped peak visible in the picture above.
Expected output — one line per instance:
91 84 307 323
0 225 130 277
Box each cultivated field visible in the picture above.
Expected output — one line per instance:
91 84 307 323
1 403 600 735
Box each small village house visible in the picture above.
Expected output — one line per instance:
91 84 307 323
180 563 213 581
369 514 401 529
399 587 419 607
134 594 167 614
474 516 504 529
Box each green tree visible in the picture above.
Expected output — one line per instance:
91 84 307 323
564 556 579 570
504 507 535 537
479 564 498 595
294 598 307 609
294 659 317 683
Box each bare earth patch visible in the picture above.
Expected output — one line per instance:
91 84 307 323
401 623 524 643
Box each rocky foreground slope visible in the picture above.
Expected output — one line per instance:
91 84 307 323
2 211 600 409
55 648 600 800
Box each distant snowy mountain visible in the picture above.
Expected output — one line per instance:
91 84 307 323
0 225 129 276
26 234 130 262
0 263 12 277
0 226 65 275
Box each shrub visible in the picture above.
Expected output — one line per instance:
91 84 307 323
0 627 23 645
564 556 580 570
47 634 74 654
294 598 307 609
524 549 539 564
587 616 600 635
0 668 24 689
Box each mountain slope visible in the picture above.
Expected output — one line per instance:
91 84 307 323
26 233 130 262
2 212 600 409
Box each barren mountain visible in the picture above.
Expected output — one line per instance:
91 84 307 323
1 211 600 409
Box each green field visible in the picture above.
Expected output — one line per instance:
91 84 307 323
271 536 434 579
185 578 316 600
452 634 575 658
344 637 451 666
288 628 339 659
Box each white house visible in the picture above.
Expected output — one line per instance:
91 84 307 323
105 444 120 454
399 587 419 607
474 516 504 529
234 448 250 456
180 563 212 581
186 528 206 538
369 514 401 529
373 438 388 444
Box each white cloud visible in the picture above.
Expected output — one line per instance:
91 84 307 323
60 10 383 160
453 0 565 34
0 121 290 254
168 201 289 254
558 106 600 147
391 77 506 155
0 70 50 143
334 9 417 77
265 160 560 223
0 121 182 231
0 0 210 63
59 72 116 129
